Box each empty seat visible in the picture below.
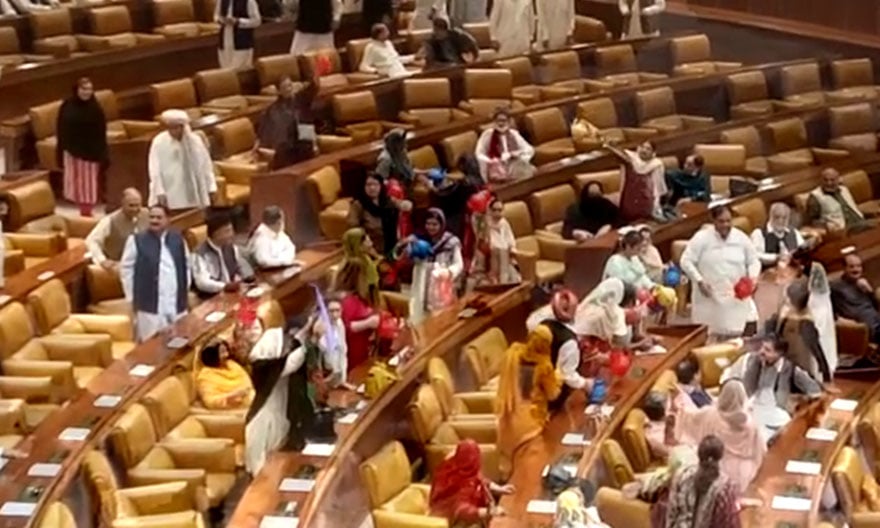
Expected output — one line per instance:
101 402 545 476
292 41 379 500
331 90 409 144
831 446 880 527
462 22 496 61
527 184 577 237
399 78 469 127
299 48 378 89
194 68 273 112
4 180 97 245
842 170 880 217
495 56 543 106
82 6 165 50
425 357 494 417
635 86 714 132
720 125 768 175
828 102 879 153
669 34 741 76
212 117 267 206
693 144 749 177
3 232 66 272
0 26 51 69
523 107 576 165
504 200 573 284
594 44 667 88
307 165 350 240
725 70 786 118
254 54 303 95
463 327 508 391
0 376 59 437
780 62 828 107
96 90 162 139
573 15 610 43
459 69 526 117
85 265 130 316
30 9 89 58
540 50 612 99
150 78 212 121
152 0 218 38
830 58 880 101
440 130 479 170
764 117 848 173
573 98 657 150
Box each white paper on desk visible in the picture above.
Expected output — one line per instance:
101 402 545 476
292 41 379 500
770 495 812 511
204 311 226 323
279 478 315 493
0 457 8 472
337 412 358 425
37 271 55 281
354 400 368 411
388 355 400 367
302 443 334 457
0 502 36 517
561 433 587 446
641 344 666 355
785 460 821 476
27 463 61 477
584 404 598 415
526 499 557 514
830 399 858 412
129 364 155 377
58 427 90 442
600 404 614 417
356 384 365 395
0 295 10 305
806 427 837 442
259 516 299 528
714 357 730 368
93 394 122 408
298 124 316 141
84 251 92 260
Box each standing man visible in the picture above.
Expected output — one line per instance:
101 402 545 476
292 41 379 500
192 212 254 299
535 0 575 51
120 205 190 342
449 0 487 24
85 188 149 271
680 205 760 342
289 0 342 56
619 0 666 38
215 0 261 70
489 0 534 57
147 110 217 212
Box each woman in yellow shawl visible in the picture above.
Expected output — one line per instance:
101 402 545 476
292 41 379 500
196 340 255 410
496 324 562 476
335 228 384 370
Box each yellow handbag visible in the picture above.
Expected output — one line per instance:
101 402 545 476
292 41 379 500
364 362 399 399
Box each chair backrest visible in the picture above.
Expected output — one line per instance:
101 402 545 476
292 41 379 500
731 197 767 233
620 408 651 472
781 62 822 98
153 0 197 26
440 130 478 168
36 502 77 528
331 91 379 125
0 27 21 55
528 184 576 229
670 34 712 65
690 342 742 388
523 107 569 145
843 170 873 204
409 145 440 171
600 439 635 488
502 201 534 239
407 383 446 444
575 169 622 195
305 165 342 211
27 279 73 335
725 70 769 105
720 125 763 158
214 117 257 157
463 22 491 48
151 78 199 113
426 357 458 417
576 98 619 130
635 86 676 123
402 77 452 109
194 68 242 102
89 5 133 36
495 56 534 87
830 102 876 138
542 50 580 83
141 376 192 437
831 58 874 90
0 302 36 358
345 38 370 71
109 403 159 469
595 44 637 75
93 89 120 121
256 54 301 89
83 449 122 522
31 8 73 40
300 48 344 78
464 69 513 100
462 327 509 387
29 100 63 141
693 144 747 174
359 440 413 509
6 180 58 228
832 446 870 518
765 117 808 152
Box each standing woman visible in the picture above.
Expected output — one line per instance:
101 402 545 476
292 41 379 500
335 228 383 370
56 77 107 217
347 173 409 257
469 197 521 288
605 141 666 223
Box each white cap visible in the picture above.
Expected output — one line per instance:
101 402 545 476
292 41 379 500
160 109 190 125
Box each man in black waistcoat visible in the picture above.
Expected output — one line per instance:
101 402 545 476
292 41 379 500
749 202 806 268
289 0 341 56
215 0 262 69
541 289 594 412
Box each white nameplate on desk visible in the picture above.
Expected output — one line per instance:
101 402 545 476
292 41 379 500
0 295 10 305
601 404 614 417
356 384 365 395
526 499 557 514
337 412 358 425
302 443 334 457
830 399 858 412
36 271 55 281
204 311 226 323
279 478 315 493
129 364 155 377
785 460 821 476
805 428 837 442
714 357 730 368
354 400 368 411
770 495 812 511
0 502 36 517
93 394 122 408
27 463 61 478
58 427 90 442
0 457 8 472
541 463 577 478
388 355 400 367
259 516 298 528
561 433 588 446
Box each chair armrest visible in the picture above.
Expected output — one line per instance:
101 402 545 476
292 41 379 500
681 115 715 129
811 147 850 163
582 78 616 93
511 248 537 283
539 86 579 100
621 127 659 141
32 41 72 58
346 72 381 84
198 23 220 34
120 120 162 138
214 161 258 186
573 137 603 153
134 33 167 45
4 232 66 256
4 251 24 276
69 313 133 342
112 511 208 528
456 392 495 414
771 100 811 112
65 215 100 239
117 481 199 515
537 236 576 262
380 120 415 132
371 510 450 528
714 61 743 71
161 439 237 472
0 399 26 435
75 35 112 53
450 108 470 121
19 53 53 62
1 359 75 400
397 111 422 127
450 419 497 444
458 101 476 114
154 27 191 39
316 134 355 154
0 376 54 402
127 467 207 494
40 334 113 367
639 72 668 82
194 414 245 443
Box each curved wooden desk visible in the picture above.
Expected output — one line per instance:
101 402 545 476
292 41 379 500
229 283 533 528
0 245 341 528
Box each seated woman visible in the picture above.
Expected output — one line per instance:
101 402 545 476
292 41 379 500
469 197 521 288
671 379 765 494
475 107 535 183
348 173 411 257
562 181 620 242
335 228 383 371
638 225 664 283
602 230 656 291
496 325 562 476
605 141 667 223
749 202 806 268
621 445 698 527
666 435 743 528
359 23 411 78
247 205 297 269
314 296 353 390
429 439 515 526
196 340 255 410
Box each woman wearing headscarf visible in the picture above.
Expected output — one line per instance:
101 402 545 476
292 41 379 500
196 340 255 410
347 173 410 257
469 197 521 288
335 228 383 370
56 77 108 217
671 379 765 493
621 445 698 528
554 486 610 527
562 181 621 242
605 141 667 223
603 229 656 291
398 208 465 309
666 435 742 528
496 325 562 477
429 439 515 526
639 225 665 283
475 107 535 183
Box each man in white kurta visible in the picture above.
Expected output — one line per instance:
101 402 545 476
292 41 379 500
215 0 261 70
536 0 575 51
489 0 535 57
147 110 217 211
120 205 191 342
289 0 342 55
680 205 761 340
449 0 486 24
246 206 297 268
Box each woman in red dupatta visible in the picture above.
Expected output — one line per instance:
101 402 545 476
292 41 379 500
429 439 515 527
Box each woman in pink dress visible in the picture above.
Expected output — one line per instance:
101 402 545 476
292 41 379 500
605 141 666 223
335 228 383 370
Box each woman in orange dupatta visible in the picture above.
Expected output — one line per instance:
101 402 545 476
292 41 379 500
196 340 255 410
496 324 562 476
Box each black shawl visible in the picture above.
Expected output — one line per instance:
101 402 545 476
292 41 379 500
356 187 399 256
246 335 312 427
56 94 108 165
